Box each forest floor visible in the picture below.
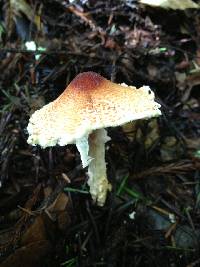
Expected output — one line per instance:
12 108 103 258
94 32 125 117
0 1 200 266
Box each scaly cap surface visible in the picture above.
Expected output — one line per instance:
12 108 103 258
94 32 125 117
27 71 161 148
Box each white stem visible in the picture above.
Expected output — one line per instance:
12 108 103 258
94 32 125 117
87 128 112 206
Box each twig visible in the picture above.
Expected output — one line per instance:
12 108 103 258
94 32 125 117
67 5 106 42
0 47 105 60
130 160 200 180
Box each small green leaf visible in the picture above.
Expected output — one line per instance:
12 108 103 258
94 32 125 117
116 175 129 196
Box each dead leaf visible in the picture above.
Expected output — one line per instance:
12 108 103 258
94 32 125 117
10 0 42 30
47 192 69 213
175 70 200 102
175 60 190 70
139 0 199 10
186 71 200 88
175 71 187 91
43 186 53 199
122 121 142 142
21 216 47 245
160 136 184 162
184 137 200 151
46 192 71 231
123 27 159 49
57 211 71 231
1 240 51 267
144 119 160 149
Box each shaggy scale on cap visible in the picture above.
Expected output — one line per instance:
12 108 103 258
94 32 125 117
27 71 161 148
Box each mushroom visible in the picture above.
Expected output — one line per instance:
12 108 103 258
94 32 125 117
27 71 161 206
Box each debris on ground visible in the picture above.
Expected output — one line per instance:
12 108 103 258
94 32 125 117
0 1 200 266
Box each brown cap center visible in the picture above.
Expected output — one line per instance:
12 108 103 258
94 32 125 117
69 71 104 91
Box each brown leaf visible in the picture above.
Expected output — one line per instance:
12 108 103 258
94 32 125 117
46 192 71 231
47 192 69 213
21 216 47 246
144 119 160 149
160 136 183 162
139 0 199 10
1 240 51 267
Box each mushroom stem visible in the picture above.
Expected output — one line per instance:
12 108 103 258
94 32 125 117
87 128 112 206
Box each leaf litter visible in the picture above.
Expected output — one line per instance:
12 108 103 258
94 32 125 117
0 0 200 266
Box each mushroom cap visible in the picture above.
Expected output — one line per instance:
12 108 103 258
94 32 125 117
27 71 161 148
